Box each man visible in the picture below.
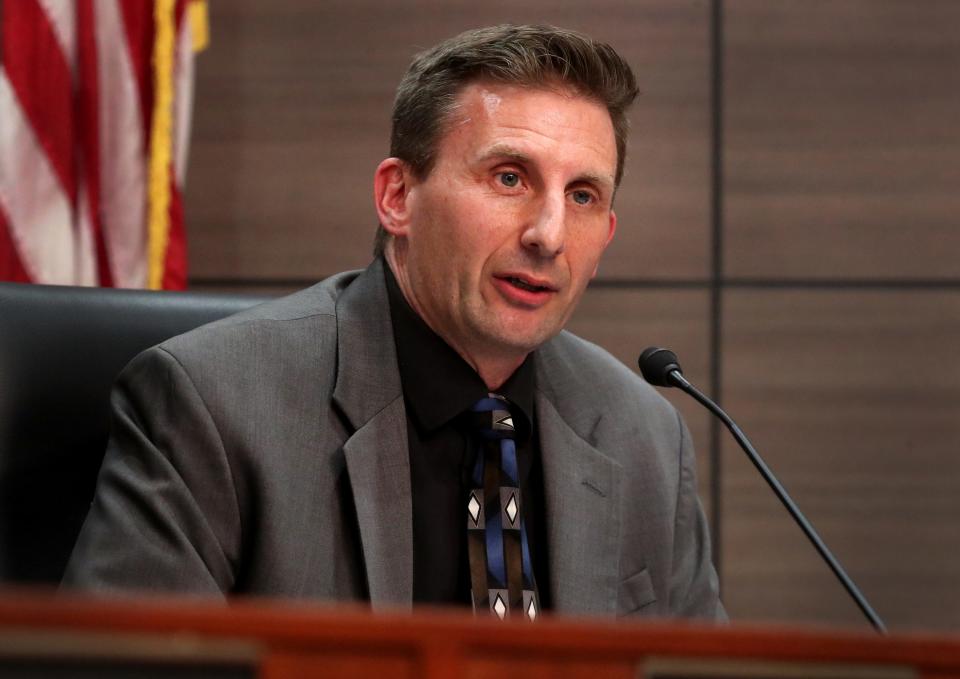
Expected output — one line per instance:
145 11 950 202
64 24 724 621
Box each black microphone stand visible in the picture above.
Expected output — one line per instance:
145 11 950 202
667 368 887 634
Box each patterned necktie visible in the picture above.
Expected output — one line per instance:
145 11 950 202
466 394 540 621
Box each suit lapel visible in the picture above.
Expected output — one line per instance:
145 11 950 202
332 260 413 609
536 376 623 615
342 399 412 609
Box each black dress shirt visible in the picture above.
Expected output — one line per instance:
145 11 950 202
384 263 551 609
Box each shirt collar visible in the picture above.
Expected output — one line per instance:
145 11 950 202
383 259 535 438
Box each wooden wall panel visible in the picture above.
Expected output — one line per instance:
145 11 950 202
566 289 714 511
184 0 711 285
724 0 960 280
720 290 960 630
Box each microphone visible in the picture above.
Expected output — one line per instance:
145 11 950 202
638 347 683 387
638 347 887 634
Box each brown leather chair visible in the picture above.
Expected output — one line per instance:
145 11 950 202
0 282 269 584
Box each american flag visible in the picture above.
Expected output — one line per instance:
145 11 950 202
0 0 207 289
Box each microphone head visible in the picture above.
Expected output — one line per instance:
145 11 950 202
638 347 683 387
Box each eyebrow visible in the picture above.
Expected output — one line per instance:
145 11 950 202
477 143 616 191
477 144 532 166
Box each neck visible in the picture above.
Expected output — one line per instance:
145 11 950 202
471 355 526 392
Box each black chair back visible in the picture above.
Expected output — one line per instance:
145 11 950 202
0 282 269 583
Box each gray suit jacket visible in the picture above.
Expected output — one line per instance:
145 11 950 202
64 259 724 620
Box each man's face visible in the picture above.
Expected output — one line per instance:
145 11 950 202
387 81 618 370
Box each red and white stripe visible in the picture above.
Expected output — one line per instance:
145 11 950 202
0 0 195 289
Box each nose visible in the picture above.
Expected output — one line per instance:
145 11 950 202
520 193 565 258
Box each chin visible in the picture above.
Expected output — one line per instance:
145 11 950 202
467 308 563 355
486 325 558 355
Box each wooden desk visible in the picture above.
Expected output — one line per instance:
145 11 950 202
0 592 957 678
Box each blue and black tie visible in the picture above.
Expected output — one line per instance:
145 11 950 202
466 394 540 620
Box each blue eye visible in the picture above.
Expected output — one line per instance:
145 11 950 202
571 190 593 205
499 172 520 188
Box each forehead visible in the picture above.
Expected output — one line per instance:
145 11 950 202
436 80 617 180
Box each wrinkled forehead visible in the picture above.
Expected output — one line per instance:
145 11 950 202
444 80 616 165
442 76 608 126
435 79 618 181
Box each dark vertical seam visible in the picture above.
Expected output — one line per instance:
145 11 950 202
709 0 725 585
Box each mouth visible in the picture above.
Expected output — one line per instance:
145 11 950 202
497 274 556 294
492 273 558 308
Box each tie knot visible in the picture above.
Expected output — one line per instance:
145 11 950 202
469 394 517 440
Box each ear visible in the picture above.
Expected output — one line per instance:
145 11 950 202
606 209 617 246
591 210 618 278
374 158 414 237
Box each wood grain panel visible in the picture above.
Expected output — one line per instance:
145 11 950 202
724 0 960 280
566 287 714 511
720 290 960 631
184 0 711 285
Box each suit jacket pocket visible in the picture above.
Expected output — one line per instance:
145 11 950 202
618 567 657 616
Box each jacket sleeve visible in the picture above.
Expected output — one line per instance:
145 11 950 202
61 346 241 596
668 410 727 620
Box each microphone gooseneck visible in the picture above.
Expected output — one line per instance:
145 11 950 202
638 347 887 634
